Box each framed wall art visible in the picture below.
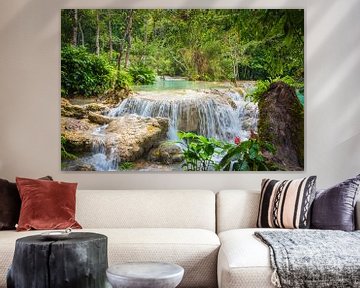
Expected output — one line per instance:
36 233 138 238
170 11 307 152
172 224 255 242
61 9 304 172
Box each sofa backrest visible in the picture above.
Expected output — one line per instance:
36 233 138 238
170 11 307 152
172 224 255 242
216 190 260 233
76 190 216 231
217 190 360 232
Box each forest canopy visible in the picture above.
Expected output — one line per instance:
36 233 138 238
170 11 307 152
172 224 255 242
61 9 304 96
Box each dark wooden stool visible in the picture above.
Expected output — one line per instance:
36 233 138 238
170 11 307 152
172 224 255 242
7 232 108 288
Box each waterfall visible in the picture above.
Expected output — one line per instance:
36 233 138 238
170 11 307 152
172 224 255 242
83 125 119 171
109 90 257 142
62 84 259 171
228 92 258 139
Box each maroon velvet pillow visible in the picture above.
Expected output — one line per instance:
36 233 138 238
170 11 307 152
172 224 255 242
16 177 82 231
0 176 53 230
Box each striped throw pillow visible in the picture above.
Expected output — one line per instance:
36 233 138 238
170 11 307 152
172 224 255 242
257 176 317 229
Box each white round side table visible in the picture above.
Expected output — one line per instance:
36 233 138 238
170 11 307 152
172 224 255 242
106 262 184 288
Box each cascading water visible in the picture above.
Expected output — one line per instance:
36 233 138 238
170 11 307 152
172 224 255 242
109 89 258 142
83 125 119 171
227 90 258 139
63 82 258 171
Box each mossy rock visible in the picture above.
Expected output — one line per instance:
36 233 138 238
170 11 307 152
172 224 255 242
61 117 97 153
88 111 112 125
148 142 184 164
61 98 87 119
258 81 304 170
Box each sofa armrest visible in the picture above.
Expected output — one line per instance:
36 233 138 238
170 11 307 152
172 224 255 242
356 200 360 230
216 190 260 233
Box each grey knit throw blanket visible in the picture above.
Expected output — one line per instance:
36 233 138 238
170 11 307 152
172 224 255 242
255 230 360 288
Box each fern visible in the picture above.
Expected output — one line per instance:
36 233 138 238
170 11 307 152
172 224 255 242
246 75 303 103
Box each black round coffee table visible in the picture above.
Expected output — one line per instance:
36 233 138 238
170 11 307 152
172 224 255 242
7 232 108 288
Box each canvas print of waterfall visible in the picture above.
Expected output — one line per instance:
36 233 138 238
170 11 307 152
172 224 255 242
61 9 304 172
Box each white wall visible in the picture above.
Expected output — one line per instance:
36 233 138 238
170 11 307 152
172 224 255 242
0 0 359 191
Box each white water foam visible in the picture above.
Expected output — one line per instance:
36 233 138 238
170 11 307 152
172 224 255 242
83 125 119 171
109 89 257 142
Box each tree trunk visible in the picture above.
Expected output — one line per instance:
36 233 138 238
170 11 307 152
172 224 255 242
124 13 133 68
117 9 134 71
7 233 108 288
117 44 124 72
108 15 113 60
96 10 100 56
233 61 237 80
72 9 78 46
79 20 85 47
235 60 239 80
141 19 148 63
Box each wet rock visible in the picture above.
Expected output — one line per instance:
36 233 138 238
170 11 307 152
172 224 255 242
241 118 253 131
234 87 246 96
88 111 112 125
148 142 184 164
61 115 169 162
61 117 97 153
84 103 110 114
258 81 304 170
61 98 87 119
131 159 182 172
65 163 96 171
105 115 169 161
100 89 130 105
240 102 258 133
207 89 237 109
234 80 256 94
61 98 112 119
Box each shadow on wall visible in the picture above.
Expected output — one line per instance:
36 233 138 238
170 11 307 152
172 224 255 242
307 0 360 152
309 0 360 108
305 0 360 183
0 0 69 35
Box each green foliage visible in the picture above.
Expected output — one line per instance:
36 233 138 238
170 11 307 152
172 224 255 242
246 75 304 103
128 65 156 85
118 162 134 170
115 70 133 90
61 45 133 96
236 9 304 80
246 79 271 104
177 131 276 171
277 75 303 89
61 136 77 160
217 138 276 171
61 45 114 96
61 9 304 83
177 131 223 171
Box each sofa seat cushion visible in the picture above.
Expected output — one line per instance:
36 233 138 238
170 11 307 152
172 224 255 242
0 228 219 288
218 228 282 288
101 228 220 288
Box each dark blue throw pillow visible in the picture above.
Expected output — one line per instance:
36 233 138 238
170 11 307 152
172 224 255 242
311 174 360 231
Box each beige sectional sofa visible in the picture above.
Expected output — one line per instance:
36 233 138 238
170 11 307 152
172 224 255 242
1 189 359 288
216 190 360 288
216 190 275 288
0 190 219 288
